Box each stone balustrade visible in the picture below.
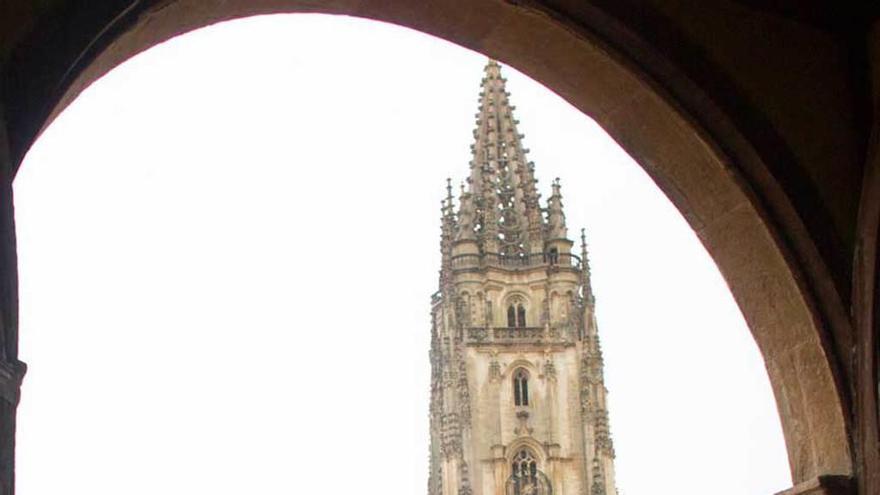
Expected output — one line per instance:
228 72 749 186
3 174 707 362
464 326 569 346
451 252 581 271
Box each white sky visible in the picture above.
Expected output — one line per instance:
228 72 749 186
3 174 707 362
12 14 791 495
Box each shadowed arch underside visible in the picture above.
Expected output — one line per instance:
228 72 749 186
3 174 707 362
1 1 863 493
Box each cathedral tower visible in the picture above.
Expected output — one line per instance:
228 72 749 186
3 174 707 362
428 61 618 495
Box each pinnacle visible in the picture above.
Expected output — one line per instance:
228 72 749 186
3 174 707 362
483 59 502 77
547 178 567 239
580 228 595 305
452 59 554 254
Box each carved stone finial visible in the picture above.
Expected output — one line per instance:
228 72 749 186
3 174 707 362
580 227 595 305
547 179 567 239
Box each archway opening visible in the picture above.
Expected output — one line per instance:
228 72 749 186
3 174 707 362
11 12 822 495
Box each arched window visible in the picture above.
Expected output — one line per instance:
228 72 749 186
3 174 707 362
516 304 526 327
511 449 537 479
507 304 517 328
507 449 551 495
513 368 529 406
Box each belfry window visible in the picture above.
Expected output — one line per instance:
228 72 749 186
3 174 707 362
513 369 529 406
508 303 526 327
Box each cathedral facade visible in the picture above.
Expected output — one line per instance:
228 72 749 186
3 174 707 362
428 61 618 495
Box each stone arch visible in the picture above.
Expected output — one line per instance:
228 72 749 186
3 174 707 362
503 292 530 328
499 361 540 411
501 359 539 379
17 0 852 485
512 367 531 407
506 437 549 466
503 291 530 307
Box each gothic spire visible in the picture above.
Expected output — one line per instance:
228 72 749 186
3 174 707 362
431 61 618 495
465 60 543 256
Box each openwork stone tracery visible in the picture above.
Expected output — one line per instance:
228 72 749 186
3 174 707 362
506 449 552 495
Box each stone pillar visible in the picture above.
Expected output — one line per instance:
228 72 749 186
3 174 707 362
491 444 506 494
543 362 559 495
851 20 880 495
489 355 504 483
0 101 25 495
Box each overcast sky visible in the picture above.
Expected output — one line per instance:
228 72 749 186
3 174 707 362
13 14 790 495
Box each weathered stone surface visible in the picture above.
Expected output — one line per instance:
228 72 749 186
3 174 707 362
429 61 617 495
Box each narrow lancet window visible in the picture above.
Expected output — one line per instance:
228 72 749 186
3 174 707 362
514 369 529 406
508 305 516 328
516 304 526 327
